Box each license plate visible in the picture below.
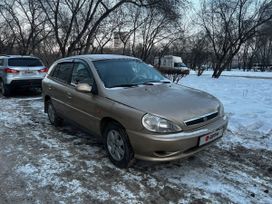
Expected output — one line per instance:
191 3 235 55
199 129 223 146
23 70 35 74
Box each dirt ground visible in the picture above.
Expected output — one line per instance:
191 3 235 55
0 91 271 204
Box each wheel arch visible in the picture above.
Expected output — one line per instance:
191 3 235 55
100 117 126 137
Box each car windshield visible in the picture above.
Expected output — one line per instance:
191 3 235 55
93 59 166 88
8 58 43 67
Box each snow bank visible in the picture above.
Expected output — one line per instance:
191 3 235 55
192 70 272 78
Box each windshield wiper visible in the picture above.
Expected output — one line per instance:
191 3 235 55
110 80 170 87
142 80 171 85
110 83 138 88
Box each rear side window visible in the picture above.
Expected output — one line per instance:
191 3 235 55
51 62 73 84
0 59 4 66
8 58 43 67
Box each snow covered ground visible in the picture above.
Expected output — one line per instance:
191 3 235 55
194 70 272 79
182 73 272 151
0 73 271 203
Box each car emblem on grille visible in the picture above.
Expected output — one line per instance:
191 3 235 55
203 116 208 121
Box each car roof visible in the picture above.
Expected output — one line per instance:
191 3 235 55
63 54 138 61
0 55 40 59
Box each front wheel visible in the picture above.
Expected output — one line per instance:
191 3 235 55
104 123 134 168
47 100 63 127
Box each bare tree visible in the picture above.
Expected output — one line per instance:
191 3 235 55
113 6 145 55
129 6 185 62
199 0 272 78
0 18 16 54
254 19 272 71
237 38 256 71
37 0 184 57
0 0 49 55
185 32 212 75
90 7 134 54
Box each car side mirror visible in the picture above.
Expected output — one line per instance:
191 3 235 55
76 83 92 93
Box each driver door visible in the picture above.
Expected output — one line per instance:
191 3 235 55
66 60 100 134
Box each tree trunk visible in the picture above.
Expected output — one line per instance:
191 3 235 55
212 67 224 78
212 64 222 78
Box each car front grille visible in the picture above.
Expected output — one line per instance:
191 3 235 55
184 111 218 126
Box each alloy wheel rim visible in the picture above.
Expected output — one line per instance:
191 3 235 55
107 130 125 161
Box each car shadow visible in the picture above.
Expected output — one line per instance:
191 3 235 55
132 155 197 172
56 121 104 146
10 88 42 98
0 88 42 99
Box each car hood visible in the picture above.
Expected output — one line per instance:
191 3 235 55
105 83 220 124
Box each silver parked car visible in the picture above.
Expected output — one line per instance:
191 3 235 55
0 55 47 96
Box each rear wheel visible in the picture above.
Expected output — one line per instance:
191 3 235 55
47 100 63 126
0 80 11 97
104 122 134 168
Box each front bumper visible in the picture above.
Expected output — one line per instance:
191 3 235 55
127 116 228 162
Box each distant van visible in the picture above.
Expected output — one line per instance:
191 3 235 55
154 55 189 70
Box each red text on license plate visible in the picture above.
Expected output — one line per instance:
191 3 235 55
199 129 223 146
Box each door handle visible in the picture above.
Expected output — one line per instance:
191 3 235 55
67 92 72 99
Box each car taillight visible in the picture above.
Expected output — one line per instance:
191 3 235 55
4 68 19 74
38 67 48 73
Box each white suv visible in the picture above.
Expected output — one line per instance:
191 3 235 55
0 55 48 96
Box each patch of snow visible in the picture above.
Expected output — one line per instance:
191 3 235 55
122 173 143 182
17 163 38 174
17 97 42 101
153 161 272 204
88 189 111 201
16 157 88 200
112 183 137 200
146 177 158 188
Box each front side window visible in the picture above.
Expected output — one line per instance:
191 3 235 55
8 58 43 67
71 63 94 86
51 62 73 84
93 59 165 88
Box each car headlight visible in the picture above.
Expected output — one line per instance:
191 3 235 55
142 114 182 133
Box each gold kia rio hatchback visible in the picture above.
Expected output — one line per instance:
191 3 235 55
42 54 228 168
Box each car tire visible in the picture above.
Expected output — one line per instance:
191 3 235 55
47 100 63 127
104 122 135 168
0 80 11 97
